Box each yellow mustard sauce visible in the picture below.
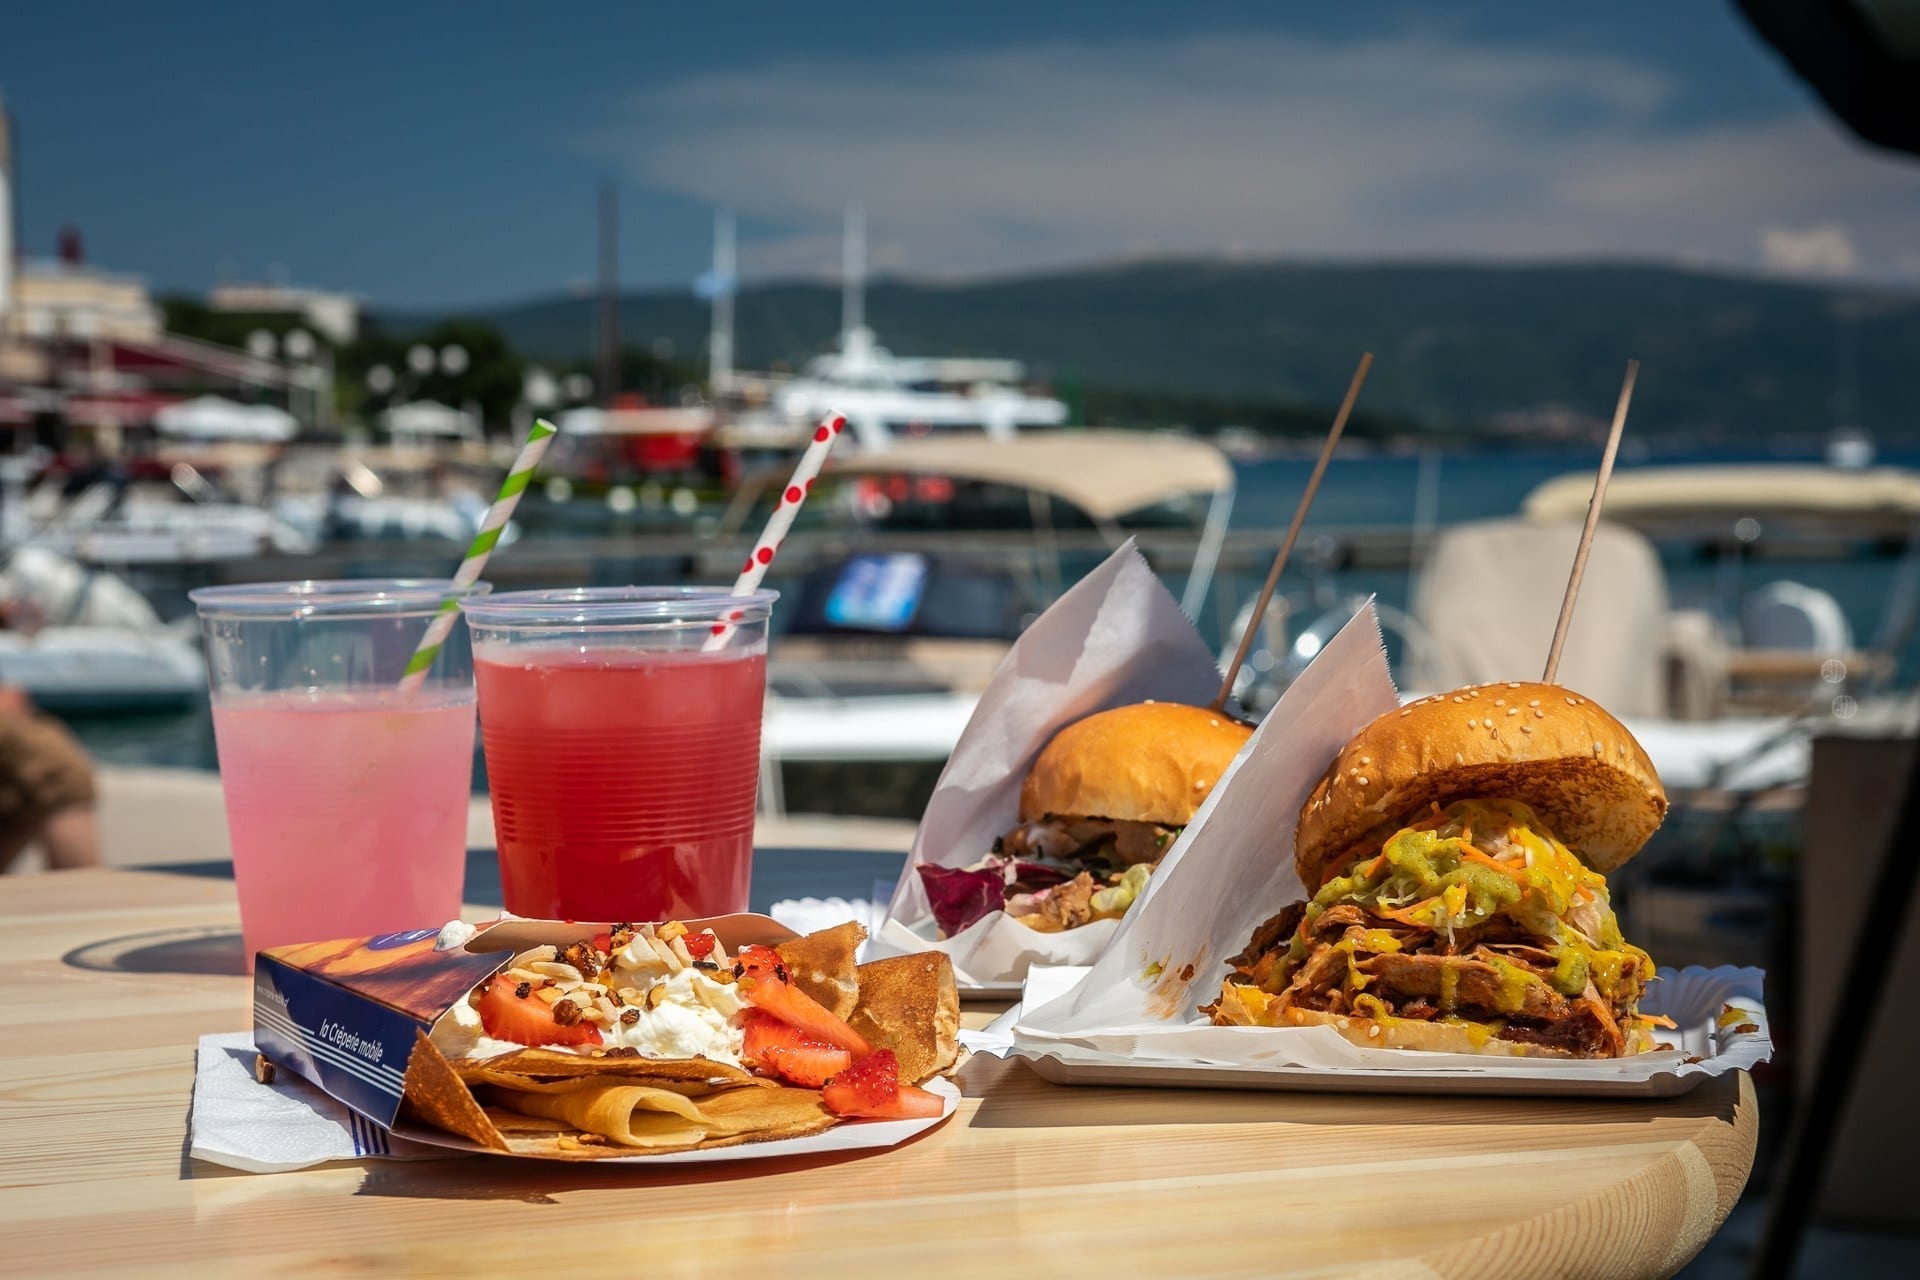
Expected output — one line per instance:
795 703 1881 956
1267 799 1653 1024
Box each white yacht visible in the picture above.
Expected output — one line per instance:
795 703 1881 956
708 208 1068 453
772 325 1068 452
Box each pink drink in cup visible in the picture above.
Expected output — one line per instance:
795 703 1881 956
462 588 776 922
192 580 487 964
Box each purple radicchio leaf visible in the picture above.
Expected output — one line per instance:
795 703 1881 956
917 861 1011 937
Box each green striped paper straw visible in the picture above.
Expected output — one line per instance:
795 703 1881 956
398 417 558 692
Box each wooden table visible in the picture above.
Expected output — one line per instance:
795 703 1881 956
2 869 1758 1278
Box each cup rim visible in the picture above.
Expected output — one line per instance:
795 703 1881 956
189 579 491 620
461 586 778 627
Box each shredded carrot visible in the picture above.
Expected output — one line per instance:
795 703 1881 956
1636 1013 1679 1030
1373 900 1434 926
1460 848 1522 880
1367 852 1390 878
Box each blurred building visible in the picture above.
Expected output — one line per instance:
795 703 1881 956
209 282 360 345
8 251 164 344
0 98 303 446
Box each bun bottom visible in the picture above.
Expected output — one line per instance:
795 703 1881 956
1273 1004 1581 1058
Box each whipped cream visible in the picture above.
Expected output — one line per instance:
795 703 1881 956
434 919 479 952
428 927 748 1066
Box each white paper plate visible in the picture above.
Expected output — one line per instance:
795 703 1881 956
970 966 1771 1099
772 896 1030 998
391 1076 960 1164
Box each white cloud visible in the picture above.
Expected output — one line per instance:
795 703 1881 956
1758 223 1860 276
596 30 1920 283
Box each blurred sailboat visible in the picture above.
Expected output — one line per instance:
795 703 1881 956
713 208 1069 453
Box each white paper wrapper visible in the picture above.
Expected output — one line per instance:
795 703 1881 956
873 540 1230 989
1009 599 1399 1030
191 1031 958 1171
975 965 1771 1097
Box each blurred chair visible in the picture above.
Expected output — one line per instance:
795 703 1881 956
1404 518 1727 719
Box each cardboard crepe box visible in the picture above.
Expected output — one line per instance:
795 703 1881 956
252 915 798 1130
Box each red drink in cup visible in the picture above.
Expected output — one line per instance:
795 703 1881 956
462 588 776 921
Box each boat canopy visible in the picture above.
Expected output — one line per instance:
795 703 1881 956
817 431 1234 521
380 400 480 440
556 405 715 436
1523 465 1920 527
154 396 297 443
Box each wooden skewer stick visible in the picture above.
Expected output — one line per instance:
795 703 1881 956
1211 352 1373 713
1542 358 1640 684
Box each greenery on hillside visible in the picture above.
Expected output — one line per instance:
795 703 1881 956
385 259 1920 442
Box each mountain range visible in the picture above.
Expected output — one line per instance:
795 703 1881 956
386 259 1920 442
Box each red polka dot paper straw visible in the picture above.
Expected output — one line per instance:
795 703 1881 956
704 409 846 651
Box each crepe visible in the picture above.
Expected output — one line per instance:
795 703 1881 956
393 921 959 1159
775 921 866 1020
453 1047 761 1090
847 952 961 1084
485 1079 834 1152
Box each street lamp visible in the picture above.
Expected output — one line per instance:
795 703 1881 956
245 327 333 431
371 343 477 437
523 367 558 409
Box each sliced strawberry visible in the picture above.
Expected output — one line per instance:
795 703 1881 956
820 1049 945 1119
732 944 873 1056
741 1011 852 1087
683 930 717 960
474 975 603 1048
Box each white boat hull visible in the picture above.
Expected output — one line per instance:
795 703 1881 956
0 628 206 713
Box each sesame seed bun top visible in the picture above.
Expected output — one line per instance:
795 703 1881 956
1294 682 1666 886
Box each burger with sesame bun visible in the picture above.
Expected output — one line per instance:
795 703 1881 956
1207 682 1672 1058
918 701 1253 938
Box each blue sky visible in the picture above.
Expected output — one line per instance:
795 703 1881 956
4 1 1916 307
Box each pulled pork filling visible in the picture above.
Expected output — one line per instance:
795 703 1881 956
917 815 1180 937
1209 799 1666 1057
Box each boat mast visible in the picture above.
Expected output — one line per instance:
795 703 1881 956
709 209 735 395
596 182 619 406
842 204 865 341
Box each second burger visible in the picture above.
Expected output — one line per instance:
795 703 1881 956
918 701 1251 938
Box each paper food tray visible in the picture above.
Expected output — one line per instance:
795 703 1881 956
978 965 1770 1099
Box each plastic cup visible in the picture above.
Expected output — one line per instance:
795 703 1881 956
190 580 487 964
460 587 777 922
